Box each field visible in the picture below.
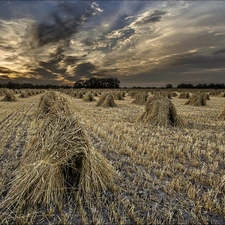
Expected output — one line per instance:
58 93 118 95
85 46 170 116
0 89 225 224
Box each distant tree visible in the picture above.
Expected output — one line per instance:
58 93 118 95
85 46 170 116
6 82 21 89
20 83 35 89
208 83 215 89
177 83 225 89
74 77 120 88
195 84 208 89
59 85 71 89
177 83 194 88
166 84 173 89
84 77 101 88
214 83 225 89
74 80 85 88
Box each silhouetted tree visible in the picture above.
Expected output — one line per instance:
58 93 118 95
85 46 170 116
74 80 85 88
177 84 194 88
166 84 173 88
74 77 120 88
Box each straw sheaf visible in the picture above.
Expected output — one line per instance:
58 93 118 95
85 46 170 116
185 92 206 106
113 91 124 100
1 90 17 102
1 111 115 214
178 92 190 99
36 91 70 119
19 91 29 98
132 92 148 105
138 95 185 127
0 90 4 96
83 92 96 102
218 106 225 120
96 93 117 107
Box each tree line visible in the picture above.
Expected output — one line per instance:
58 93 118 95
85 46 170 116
176 83 225 89
1 80 225 89
0 82 71 89
73 77 120 88
0 77 120 89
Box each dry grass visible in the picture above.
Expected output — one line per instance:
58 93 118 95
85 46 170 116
0 89 225 224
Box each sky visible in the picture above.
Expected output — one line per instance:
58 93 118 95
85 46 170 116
0 1 225 87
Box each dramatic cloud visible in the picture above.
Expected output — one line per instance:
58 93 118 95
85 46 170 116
213 48 225 55
73 62 96 79
134 10 166 25
0 1 225 86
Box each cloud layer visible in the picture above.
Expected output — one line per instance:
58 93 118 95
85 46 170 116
0 1 225 87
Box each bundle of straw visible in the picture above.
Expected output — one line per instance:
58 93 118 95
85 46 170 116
36 91 70 118
138 95 185 127
1 90 17 102
178 92 190 99
19 91 29 98
113 91 124 100
185 92 206 106
2 111 115 213
96 93 117 107
218 105 225 120
132 92 148 105
83 92 96 102
1 92 116 222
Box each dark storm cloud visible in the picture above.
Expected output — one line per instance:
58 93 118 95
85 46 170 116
0 75 10 79
33 2 101 46
169 53 225 69
1 1 225 87
74 62 96 79
64 67 119 82
63 62 97 82
38 42 80 75
47 43 79 65
0 66 14 74
0 66 20 75
33 67 58 79
0 43 14 51
135 10 166 25
213 48 225 55
39 61 66 74
38 44 66 74
26 1 104 83
63 56 80 64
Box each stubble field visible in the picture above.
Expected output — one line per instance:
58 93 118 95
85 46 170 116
0 89 225 224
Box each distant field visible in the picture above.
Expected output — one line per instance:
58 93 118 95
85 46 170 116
0 89 225 224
